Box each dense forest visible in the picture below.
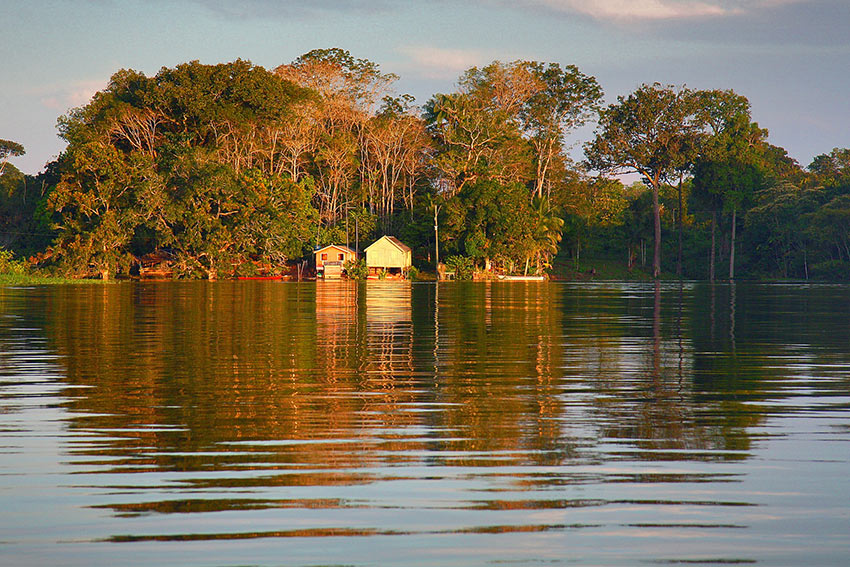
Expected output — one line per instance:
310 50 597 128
1 49 849 280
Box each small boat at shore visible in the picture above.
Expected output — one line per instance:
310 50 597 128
497 275 546 281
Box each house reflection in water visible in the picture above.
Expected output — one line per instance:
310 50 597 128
364 281 413 378
314 280 417 438
313 281 414 379
314 281 361 375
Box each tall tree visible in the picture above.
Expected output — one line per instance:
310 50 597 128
425 90 529 193
275 49 428 225
519 62 602 198
691 90 767 280
808 148 850 189
745 181 819 278
585 83 698 278
427 60 601 199
47 60 316 279
362 96 431 224
0 139 25 177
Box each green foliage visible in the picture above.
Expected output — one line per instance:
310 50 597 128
445 255 475 280
690 90 769 216
745 181 819 277
343 258 368 279
585 84 698 185
0 138 24 176
16 51 850 282
443 180 555 272
426 59 601 195
805 194 850 272
0 248 27 275
0 139 25 160
585 83 699 278
810 259 850 281
46 60 318 279
809 148 850 188
425 91 528 191
0 139 25 181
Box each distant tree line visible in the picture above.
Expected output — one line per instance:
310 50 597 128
1 49 849 280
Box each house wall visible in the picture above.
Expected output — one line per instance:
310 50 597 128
366 240 410 269
315 246 355 270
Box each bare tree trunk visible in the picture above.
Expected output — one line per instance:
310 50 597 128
710 211 716 283
804 247 808 281
729 206 737 281
676 176 683 278
652 182 661 279
433 204 440 278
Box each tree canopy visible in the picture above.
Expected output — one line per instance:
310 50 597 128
0 139 25 177
2 51 847 283
585 83 699 278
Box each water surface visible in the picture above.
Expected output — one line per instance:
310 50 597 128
1 281 849 565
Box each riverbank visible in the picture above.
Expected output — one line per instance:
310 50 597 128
0 273 110 286
549 254 656 281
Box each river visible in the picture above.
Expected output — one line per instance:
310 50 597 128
1 281 848 565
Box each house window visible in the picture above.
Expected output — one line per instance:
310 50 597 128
321 253 328 261
338 253 345 261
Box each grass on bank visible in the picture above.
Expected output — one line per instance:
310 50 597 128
0 246 664 285
0 273 111 285
549 252 656 281
0 249 110 285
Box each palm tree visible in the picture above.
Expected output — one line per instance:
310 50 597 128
529 195 564 275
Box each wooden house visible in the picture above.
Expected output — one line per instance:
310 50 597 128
365 236 412 278
314 244 357 279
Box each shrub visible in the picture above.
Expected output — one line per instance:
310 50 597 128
810 259 850 281
344 258 369 280
446 255 475 280
0 248 27 275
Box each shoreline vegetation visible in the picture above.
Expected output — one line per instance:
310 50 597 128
2 49 849 283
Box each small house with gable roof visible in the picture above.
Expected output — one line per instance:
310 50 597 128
365 236 412 278
314 244 357 279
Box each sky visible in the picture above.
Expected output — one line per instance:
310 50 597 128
2 0 848 175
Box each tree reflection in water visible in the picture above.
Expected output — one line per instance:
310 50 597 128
27 282 772 477
1 280 848 563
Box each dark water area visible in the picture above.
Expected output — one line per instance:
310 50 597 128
1 281 849 566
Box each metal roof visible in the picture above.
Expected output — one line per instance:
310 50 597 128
365 235 411 253
314 244 357 255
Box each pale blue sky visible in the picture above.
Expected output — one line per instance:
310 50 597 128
2 0 848 174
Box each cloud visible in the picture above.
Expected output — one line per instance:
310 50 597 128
39 80 105 112
398 46 487 79
519 0 806 21
632 0 850 46
545 0 729 20
186 0 392 19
